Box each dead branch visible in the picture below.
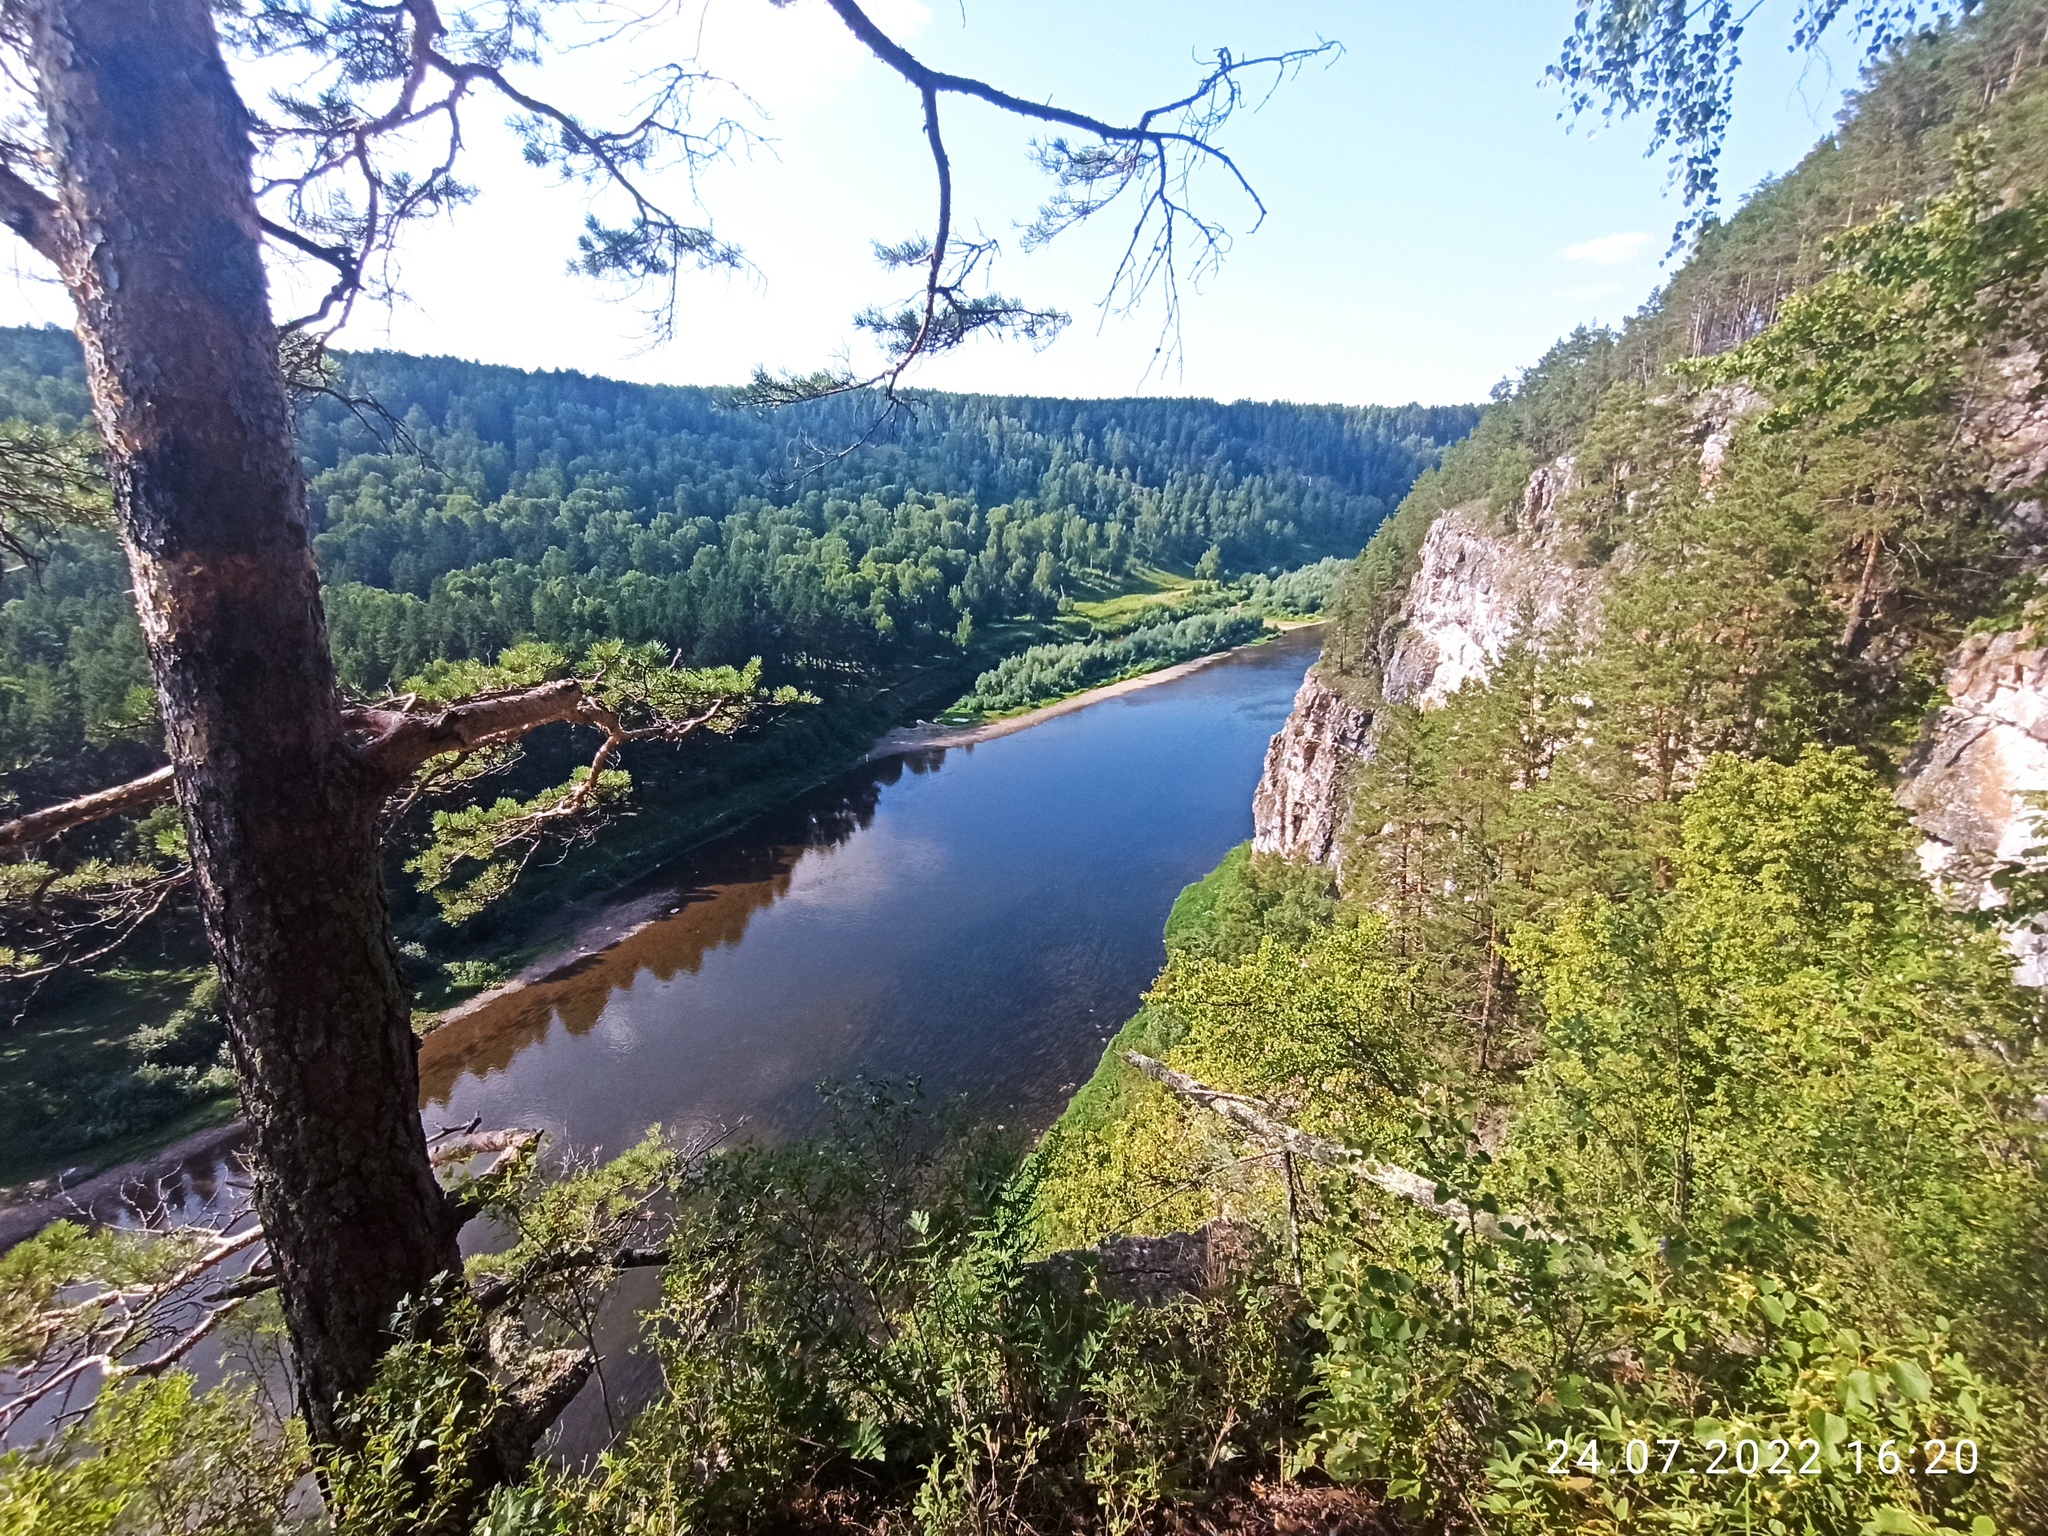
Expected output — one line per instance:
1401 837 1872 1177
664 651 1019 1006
0 1222 270 1434
112 1293 255 1380
350 681 589 781
1122 1052 1562 1242
430 1127 541 1173
470 1243 672 1312
818 0 1337 384
0 669 754 856
0 766 175 852
743 1 1335 442
4 870 189 988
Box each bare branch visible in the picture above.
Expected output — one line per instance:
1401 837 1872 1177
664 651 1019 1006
351 680 589 782
430 1126 541 1171
2 871 188 987
736 0 1339 407
0 765 174 852
113 1294 254 1380
1123 1052 1562 1242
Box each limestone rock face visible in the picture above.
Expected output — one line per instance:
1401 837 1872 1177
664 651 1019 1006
1379 452 1601 708
1898 627 2048 983
1251 670 1374 866
1380 499 1595 707
1968 347 2048 500
1252 456 1594 869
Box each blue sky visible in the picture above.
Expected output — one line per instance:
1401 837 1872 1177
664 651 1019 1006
0 1 1870 406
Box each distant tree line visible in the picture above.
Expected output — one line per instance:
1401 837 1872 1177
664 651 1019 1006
958 608 1270 716
0 327 1474 810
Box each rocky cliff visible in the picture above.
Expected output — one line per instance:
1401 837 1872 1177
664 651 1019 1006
1884 361 2048 979
1250 670 1373 865
1380 471 1595 708
1251 459 1593 867
1251 381 2048 978
1897 626 2048 983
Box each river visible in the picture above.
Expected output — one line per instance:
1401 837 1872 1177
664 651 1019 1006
4 627 1319 1457
415 626 1320 1159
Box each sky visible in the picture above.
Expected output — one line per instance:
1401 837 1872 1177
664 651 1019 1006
0 1 1873 407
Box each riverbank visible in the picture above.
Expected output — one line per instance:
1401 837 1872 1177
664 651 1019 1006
0 625 1323 1247
867 622 1322 762
0 1116 249 1250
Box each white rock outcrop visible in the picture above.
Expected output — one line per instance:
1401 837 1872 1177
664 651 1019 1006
1250 670 1373 866
1897 627 2048 983
1252 456 1595 868
1379 496 1595 707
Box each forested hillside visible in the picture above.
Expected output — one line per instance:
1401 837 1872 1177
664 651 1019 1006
0 331 1470 1186
0 328 1469 799
22 4 2048 1532
1021 4 2048 1530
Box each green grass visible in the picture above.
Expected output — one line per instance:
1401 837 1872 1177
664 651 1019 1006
1161 843 1251 951
0 963 232 1193
1066 565 1200 628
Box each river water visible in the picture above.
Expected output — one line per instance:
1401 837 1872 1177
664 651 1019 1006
415 627 1321 1160
17 628 1318 1459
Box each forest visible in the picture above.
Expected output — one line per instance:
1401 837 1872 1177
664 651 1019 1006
0 329 1467 1187
9 0 2048 1533
0 326 1468 809
1030 3 2048 1531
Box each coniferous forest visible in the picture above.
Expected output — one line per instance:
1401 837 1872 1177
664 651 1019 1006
0 327 1470 1178
4 2 2048 1535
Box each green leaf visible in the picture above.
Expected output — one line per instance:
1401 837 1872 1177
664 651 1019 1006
1887 1359 1932 1403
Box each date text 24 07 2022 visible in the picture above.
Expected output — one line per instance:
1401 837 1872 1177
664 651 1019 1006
1539 1435 1981 1480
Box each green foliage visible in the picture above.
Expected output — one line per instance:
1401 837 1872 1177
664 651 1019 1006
406 767 632 924
267 350 1473 694
1508 749 2032 1257
1551 0 1973 224
0 1375 307 1536
953 608 1266 717
1310 1212 2020 1533
398 643 803 922
325 1284 509 1536
462 1085 1305 1535
1031 919 1423 1254
0 1222 198 1372
1162 843 1336 964
1233 555 1350 618
462 1128 678 1314
0 970 228 1164
1687 142 2048 433
1289 751 2044 1530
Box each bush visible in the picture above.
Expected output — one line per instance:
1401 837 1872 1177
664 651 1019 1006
957 610 1267 716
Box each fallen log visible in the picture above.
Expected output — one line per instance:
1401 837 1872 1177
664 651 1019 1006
1122 1052 1562 1242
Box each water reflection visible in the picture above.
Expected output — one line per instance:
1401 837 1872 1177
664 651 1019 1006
419 769 899 1102
419 629 1323 1159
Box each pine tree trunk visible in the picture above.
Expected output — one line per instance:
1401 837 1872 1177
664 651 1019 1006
25 0 459 1447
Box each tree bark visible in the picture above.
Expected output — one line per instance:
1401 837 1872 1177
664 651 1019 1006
24 0 458 1447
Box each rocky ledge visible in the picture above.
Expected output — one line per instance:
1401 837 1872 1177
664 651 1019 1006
1898 625 2048 983
1251 671 1374 866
